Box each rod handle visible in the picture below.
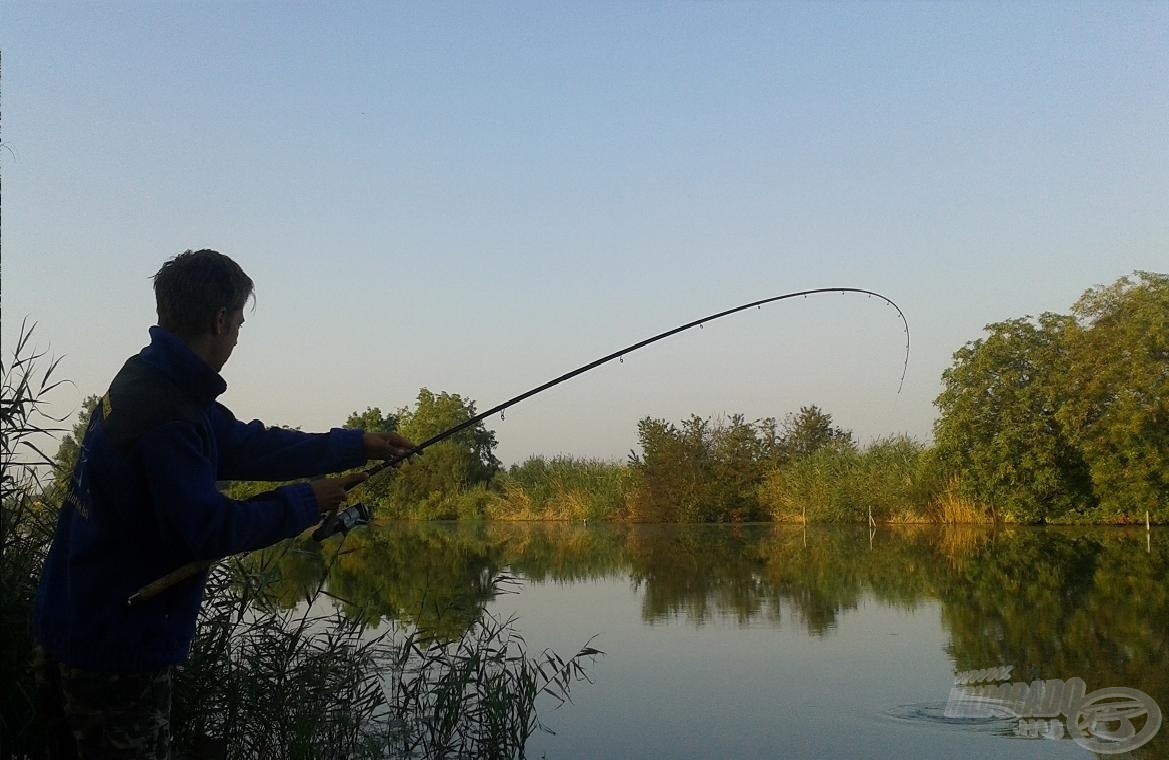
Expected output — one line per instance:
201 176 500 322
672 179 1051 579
127 559 211 607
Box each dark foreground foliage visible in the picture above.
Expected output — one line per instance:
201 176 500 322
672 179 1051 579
173 552 599 760
2 322 69 757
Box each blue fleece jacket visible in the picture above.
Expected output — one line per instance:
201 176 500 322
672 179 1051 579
34 327 367 671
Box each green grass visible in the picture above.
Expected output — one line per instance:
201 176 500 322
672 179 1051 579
488 456 632 521
759 436 944 523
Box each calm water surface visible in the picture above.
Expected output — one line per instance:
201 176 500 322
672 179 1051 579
281 523 1168 759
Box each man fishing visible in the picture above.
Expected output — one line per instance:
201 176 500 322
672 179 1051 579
32 249 414 758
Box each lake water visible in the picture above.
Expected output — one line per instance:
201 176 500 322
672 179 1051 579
279 522 1168 759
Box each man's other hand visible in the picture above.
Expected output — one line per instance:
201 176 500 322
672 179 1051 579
363 432 416 462
309 471 369 514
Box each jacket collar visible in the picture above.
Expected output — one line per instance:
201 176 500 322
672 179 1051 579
140 326 228 404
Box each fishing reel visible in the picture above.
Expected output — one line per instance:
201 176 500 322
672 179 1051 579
312 502 373 542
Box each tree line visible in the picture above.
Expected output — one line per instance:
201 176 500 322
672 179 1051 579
45 271 1167 524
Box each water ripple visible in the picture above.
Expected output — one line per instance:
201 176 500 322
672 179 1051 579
884 702 1020 738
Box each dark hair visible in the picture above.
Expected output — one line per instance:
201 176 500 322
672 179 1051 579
153 249 254 338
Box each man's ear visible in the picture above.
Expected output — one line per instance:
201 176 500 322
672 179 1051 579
212 307 229 336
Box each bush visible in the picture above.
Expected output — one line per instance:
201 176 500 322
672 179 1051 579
627 415 777 522
489 456 631 521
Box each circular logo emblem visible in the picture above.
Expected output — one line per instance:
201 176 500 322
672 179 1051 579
1068 687 1162 754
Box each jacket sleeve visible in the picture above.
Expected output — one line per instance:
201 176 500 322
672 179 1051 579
208 403 367 482
139 421 322 559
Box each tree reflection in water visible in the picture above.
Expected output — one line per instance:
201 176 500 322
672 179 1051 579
245 522 1167 757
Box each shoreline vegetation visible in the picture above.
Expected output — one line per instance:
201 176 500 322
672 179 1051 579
229 271 1165 527
364 444 1156 527
333 272 1165 527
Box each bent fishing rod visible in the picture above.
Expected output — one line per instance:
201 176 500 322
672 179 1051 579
127 286 909 606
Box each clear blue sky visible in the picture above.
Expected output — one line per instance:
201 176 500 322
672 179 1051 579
3 2 1166 465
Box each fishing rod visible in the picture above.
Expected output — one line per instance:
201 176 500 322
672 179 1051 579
127 286 908 606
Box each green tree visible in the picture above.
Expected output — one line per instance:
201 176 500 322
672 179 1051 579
629 414 774 522
1058 272 1169 519
344 406 397 434
628 416 707 522
384 389 500 517
780 405 855 460
709 414 769 520
933 314 1092 522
